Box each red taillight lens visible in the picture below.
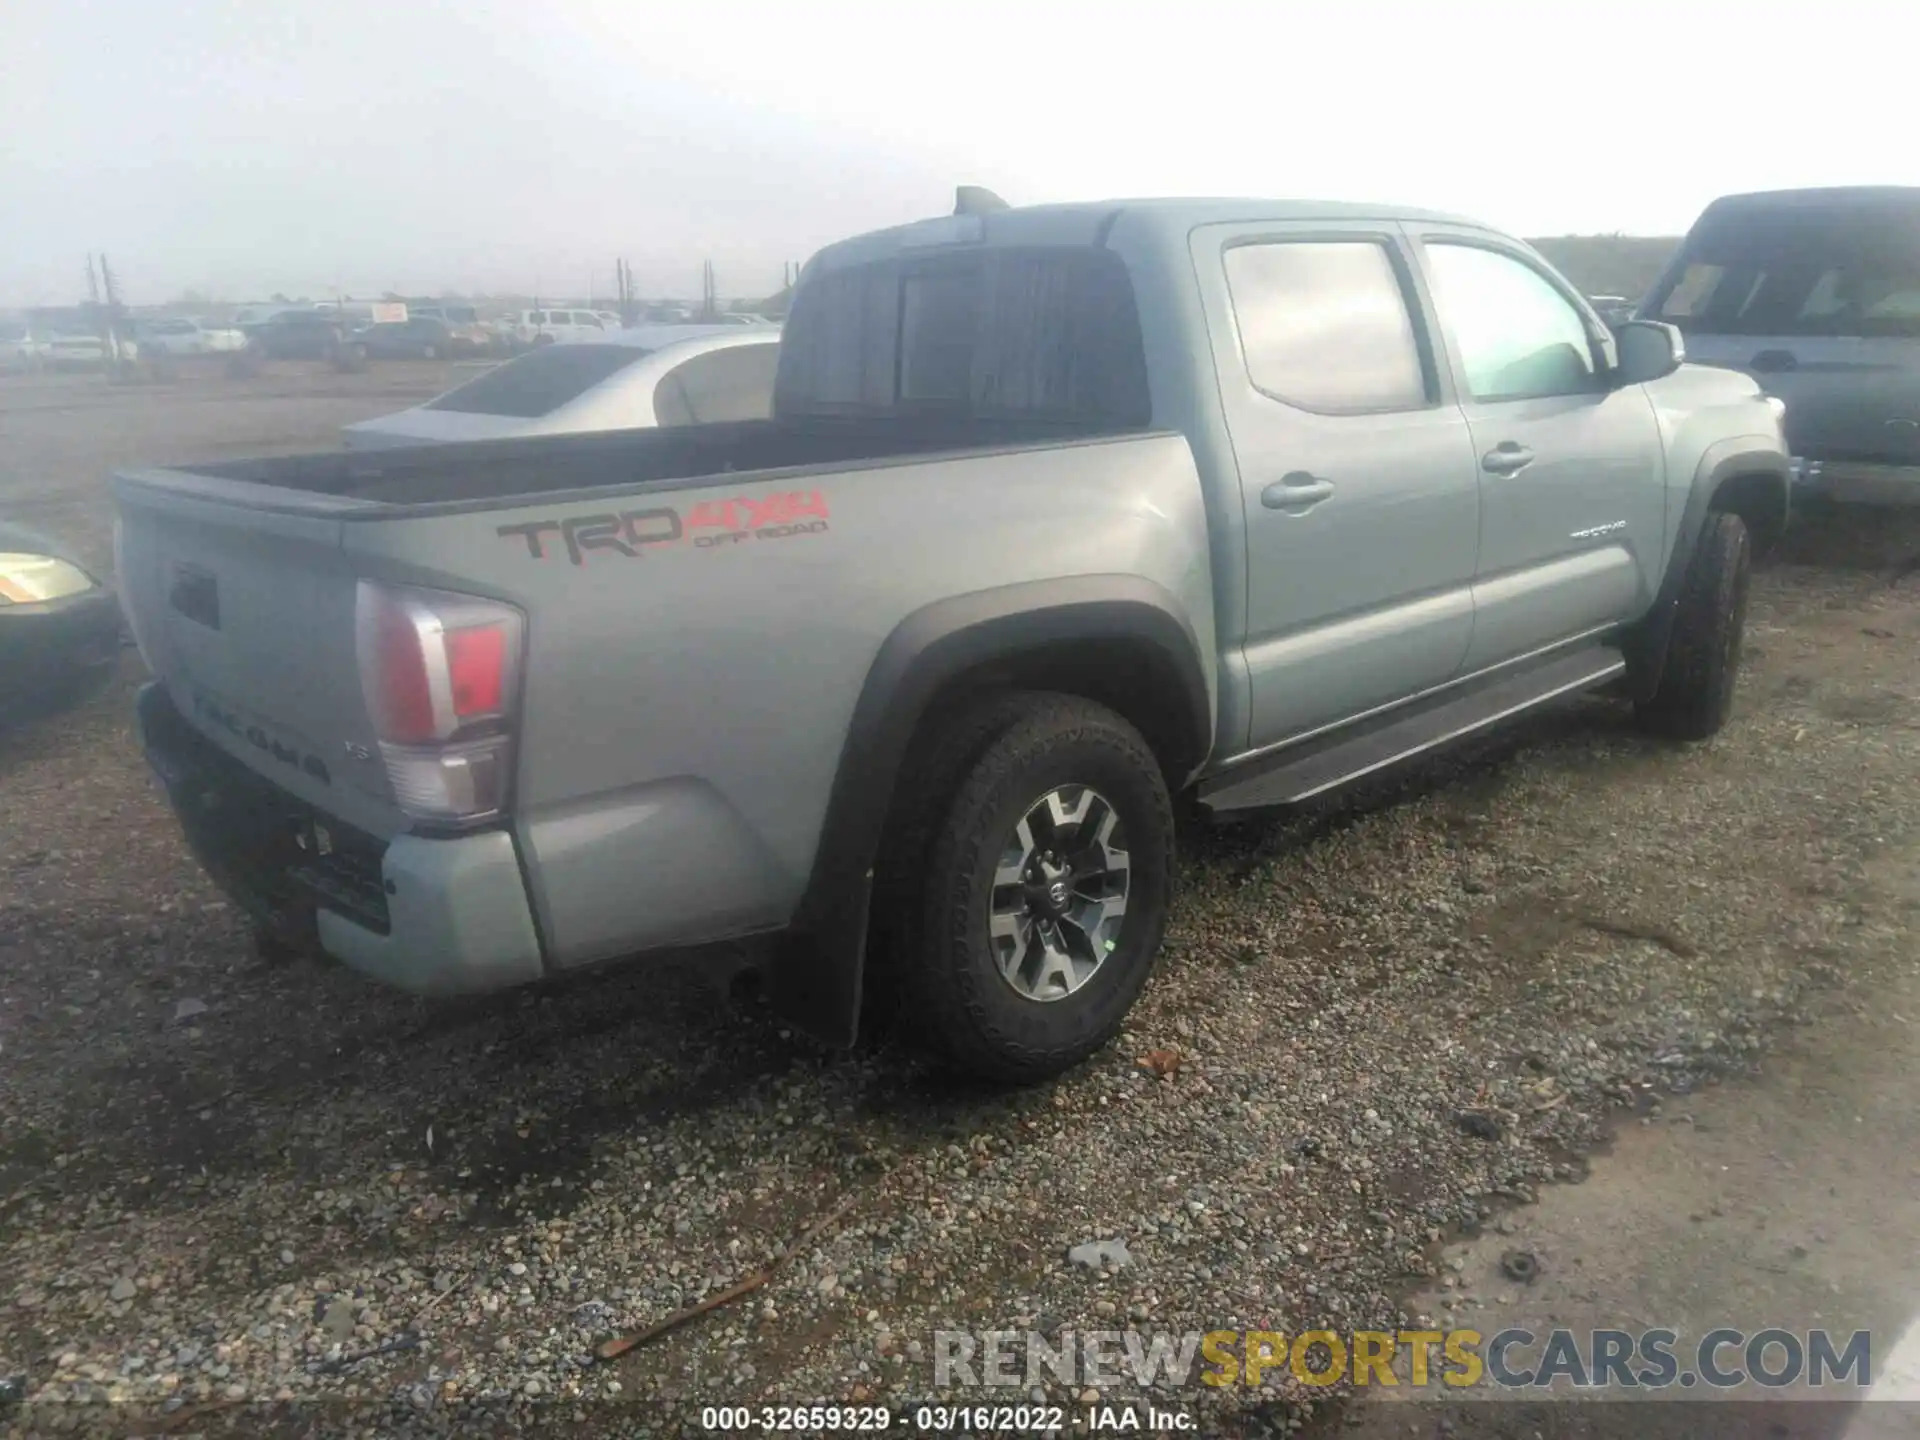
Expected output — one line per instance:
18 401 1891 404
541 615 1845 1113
445 625 506 718
355 582 525 827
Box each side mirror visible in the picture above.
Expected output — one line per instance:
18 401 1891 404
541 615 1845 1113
1614 320 1684 385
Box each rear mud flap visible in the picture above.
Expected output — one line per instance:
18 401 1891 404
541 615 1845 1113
768 872 870 1050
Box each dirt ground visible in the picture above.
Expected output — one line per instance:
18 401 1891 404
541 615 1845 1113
3 364 1920 1437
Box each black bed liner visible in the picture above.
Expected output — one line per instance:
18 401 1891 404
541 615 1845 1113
196 414 1133 508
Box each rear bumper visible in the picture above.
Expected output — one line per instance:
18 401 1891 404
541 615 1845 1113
135 681 545 995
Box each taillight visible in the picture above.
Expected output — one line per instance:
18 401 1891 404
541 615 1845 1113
355 581 525 829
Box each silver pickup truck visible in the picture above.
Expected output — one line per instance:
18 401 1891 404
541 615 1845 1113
116 190 1791 1083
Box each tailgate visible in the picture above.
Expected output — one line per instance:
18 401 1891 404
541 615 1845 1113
114 471 403 838
1684 334 1920 464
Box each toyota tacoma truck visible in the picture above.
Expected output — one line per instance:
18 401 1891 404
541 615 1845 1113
116 189 1791 1083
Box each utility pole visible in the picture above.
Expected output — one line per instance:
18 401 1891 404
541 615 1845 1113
700 259 719 322
100 254 126 360
615 258 637 327
86 254 101 304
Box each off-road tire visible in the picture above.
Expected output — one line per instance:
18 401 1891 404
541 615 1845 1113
904 694 1174 1084
1636 510 1751 740
868 691 1042 1028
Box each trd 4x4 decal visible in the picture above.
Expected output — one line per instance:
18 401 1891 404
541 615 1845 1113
497 489 830 565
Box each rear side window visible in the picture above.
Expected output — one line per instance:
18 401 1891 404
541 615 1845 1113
1648 201 1920 337
425 343 648 418
654 344 780 425
528 311 547 325
776 245 1151 427
1223 240 1430 413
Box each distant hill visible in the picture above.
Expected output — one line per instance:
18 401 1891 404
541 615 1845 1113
1527 235 1680 302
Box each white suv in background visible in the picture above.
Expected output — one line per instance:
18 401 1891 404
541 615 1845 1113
507 309 611 348
133 318 248 356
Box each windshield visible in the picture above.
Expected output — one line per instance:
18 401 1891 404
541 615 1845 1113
1647 203 1920 337
423 342 649 417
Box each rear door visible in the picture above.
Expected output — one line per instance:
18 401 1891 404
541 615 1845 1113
1408 228 1666 671
1193 222 1483 752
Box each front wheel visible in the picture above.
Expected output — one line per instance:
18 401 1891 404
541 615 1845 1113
1635 510 1751 740
904 694 1174 1084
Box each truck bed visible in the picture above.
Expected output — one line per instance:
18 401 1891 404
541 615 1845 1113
190 414 1121 509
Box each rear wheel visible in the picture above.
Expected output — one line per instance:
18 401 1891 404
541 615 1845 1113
900 694 1174 1084
1635 510 1751 740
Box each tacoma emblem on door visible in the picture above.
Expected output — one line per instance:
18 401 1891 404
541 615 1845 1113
1570 520 1628 541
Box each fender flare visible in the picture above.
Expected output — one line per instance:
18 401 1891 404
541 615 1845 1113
1622 438 1790 703
770 574 1211 1047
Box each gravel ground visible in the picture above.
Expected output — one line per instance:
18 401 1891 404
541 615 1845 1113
3 368 1920 1437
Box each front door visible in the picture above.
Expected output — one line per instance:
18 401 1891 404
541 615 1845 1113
1410 230 1668 672
1194 223 1484 755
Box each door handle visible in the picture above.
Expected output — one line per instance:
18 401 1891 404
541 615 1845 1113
1481 442 1535 476
1261 472 1336 509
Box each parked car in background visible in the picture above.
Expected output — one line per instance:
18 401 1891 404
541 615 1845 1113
405 304 493 354
506 309 611 348
245 309 352 360
41 327 136 367
134 318 248 356
0 520 123 720
337 316 465 362
342 325 779 449
592 310 624 330
231 304 310 331
2 322 46 370
1641 186 1920 504
117 191 1789 1082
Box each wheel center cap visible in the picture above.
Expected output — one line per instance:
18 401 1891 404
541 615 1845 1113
1046 879 1070 911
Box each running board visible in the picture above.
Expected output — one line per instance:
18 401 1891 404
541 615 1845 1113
1199 644 1627 815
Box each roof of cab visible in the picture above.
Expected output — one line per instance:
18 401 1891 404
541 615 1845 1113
807 195 1496 272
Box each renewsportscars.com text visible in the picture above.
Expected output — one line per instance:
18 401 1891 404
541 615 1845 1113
933 1326 1874 1391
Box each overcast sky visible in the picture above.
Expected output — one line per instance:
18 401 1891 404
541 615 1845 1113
3 0 1909 307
